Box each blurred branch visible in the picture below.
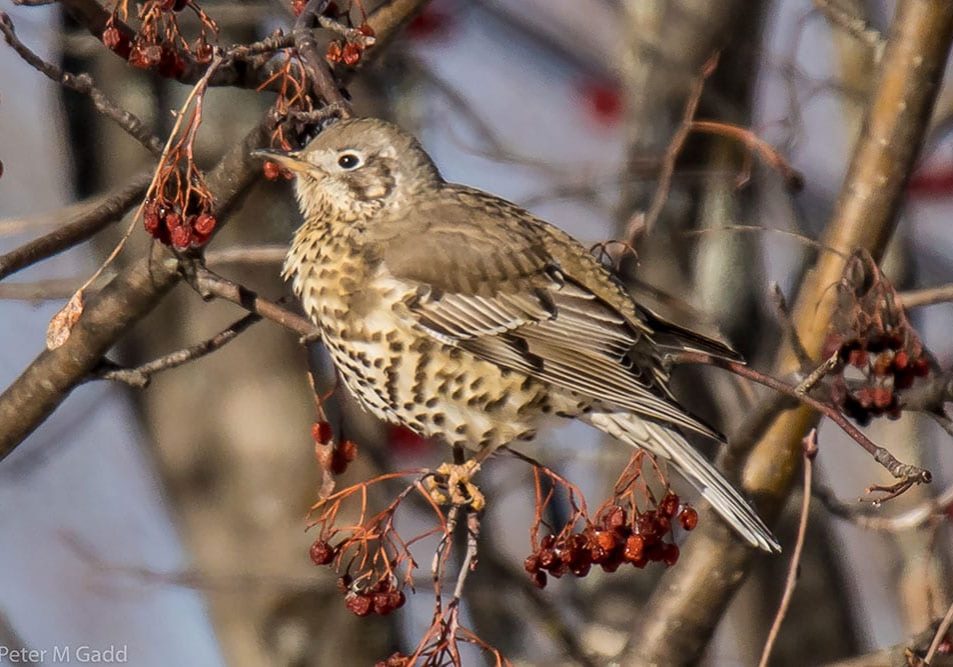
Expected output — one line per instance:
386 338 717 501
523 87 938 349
0 12 162 155
94 312 261 388
0 174 150 281
188 267 316 338
901 284 953 309
757 430 817 667
623 2 953 663
823 619 953 666
814 0 885 56
816 481 953 532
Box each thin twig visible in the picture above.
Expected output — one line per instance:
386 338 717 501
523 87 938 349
0 174 150 281
670 350 932 488
689 119 804 191
925 599 953 665
0 12 162 156
626 54 718 241
900 284 953 309
190 267 317 338
757 430 816 667
94 312 261 388
794 352 840 395
815 481 953 532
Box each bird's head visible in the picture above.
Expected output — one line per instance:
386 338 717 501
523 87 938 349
253 118 442 223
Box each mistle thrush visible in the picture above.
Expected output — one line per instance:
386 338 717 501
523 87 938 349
255 118 779 552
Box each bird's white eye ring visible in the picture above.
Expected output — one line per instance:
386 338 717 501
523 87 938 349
337 153 361 170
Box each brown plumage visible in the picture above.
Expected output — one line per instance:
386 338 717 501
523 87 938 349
255 118 779 552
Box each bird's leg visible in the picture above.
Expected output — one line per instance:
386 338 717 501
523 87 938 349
425 445 487 512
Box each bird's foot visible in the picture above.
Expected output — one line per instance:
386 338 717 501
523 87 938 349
426 460 485 512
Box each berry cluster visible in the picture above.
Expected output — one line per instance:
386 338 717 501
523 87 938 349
102 1 217 77
309 532 410 618
325 23 375 67
821 250 932 426
143 197 216 249
341 576 407 617
524 493 696 589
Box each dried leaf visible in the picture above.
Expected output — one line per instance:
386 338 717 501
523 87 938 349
46 290 84 350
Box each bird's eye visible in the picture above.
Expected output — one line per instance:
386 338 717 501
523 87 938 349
337 153 361 170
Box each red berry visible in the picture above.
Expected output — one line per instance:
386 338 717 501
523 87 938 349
679 507 698 531
659 492 680 519
623 535 645 562
164 212 182 230
309 539 335 565
143 207 160 235
604 506 626 531
872 386 893 409
913 357 930 377
325 41 343 63
170 224 192 249
538 549 556 570
341 42 362 66
848 348 868 368
291 0 307 16
345 593 372 617
593 530 616 551
531 570 547 589
311 421 333 445
358 23 375 37
893 350 909 370
193 213 216 235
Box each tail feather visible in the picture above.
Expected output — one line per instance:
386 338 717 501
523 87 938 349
588 411 780 553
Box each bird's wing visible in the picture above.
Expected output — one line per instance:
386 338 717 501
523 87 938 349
367 187 729 440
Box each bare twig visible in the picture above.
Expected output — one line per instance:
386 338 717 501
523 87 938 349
0 12 162 155
0 174 150 281
190 267 316 338
626 55 718 241
757 430 817 667
901 284 953 309
94 312 261 388
815 481 953 532
670 350 931 488
689 119 804 191
925 599 953 665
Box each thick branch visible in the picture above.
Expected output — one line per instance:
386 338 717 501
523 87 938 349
624 3 953 663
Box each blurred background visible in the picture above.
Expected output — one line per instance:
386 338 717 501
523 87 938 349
1 0 953 665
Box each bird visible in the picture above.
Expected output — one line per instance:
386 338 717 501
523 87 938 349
253 117 780 553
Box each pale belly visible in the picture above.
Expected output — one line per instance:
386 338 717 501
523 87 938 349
320 318 550 451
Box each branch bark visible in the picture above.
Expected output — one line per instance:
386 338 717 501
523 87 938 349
622 2 953 664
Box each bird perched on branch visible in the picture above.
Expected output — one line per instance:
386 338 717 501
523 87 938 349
254 118 780 553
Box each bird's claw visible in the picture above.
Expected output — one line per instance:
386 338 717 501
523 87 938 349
426 460 485 512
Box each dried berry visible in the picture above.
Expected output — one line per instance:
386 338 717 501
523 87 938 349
309 539 335 565
623 534 645 562
662 542 680 566
659 492 680 519
311 420 333 445
341 42 362 66
345 593 372 617
325 41 343 63
263 160 282 181
170 224 192 250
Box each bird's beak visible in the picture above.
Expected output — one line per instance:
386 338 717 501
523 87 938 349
250 148 311 173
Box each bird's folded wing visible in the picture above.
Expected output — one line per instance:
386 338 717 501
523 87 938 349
370 208 722 440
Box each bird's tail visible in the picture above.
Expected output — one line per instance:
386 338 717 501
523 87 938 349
587 411 780 553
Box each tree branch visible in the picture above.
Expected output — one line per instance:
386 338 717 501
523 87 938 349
0 12 162 155
94 312 261 388
0 174 150 281
623 3 953 663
